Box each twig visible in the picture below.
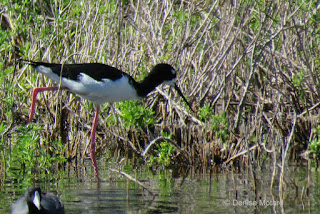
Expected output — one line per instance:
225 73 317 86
142 136 187 157
223 144 258 165
156 88 203 125
109 168 155 198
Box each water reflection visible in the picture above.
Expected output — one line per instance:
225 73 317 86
0 161 319 214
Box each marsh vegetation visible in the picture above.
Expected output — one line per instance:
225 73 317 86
1 0 320 203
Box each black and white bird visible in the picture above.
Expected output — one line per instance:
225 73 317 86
11 186 65 214
25 61 192 178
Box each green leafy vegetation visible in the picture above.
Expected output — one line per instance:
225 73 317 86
309 125 320 160
148 140 175 168
111 100 156 129
199 105 229 142
198 104 214 122
8 125 66 171
0 0 319 187
211 112 229 142
146 132 175 168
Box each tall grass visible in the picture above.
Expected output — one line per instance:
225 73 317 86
1 0 319 196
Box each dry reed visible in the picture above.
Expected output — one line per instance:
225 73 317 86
1 0 319 198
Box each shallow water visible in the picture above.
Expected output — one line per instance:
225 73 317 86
1 161 319 213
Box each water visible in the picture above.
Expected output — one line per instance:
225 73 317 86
1 161 319 213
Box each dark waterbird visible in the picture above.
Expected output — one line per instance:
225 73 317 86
11 186 65 214
23 60 193 179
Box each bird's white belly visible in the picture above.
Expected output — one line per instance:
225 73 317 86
62 74 139 104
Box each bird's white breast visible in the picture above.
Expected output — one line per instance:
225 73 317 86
75 74 139 104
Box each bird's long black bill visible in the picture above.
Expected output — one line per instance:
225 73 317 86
174 84 193 112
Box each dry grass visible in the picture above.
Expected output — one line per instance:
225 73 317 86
1 0 320 197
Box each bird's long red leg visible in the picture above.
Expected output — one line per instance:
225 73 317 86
29 86 100 179
90 105 100 179
28 86 69 123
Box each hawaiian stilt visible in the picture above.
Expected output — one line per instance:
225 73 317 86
24 61 192 179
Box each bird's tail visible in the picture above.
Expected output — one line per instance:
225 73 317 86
20 59 61 69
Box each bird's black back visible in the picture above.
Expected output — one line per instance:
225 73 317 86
27 61 126 82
